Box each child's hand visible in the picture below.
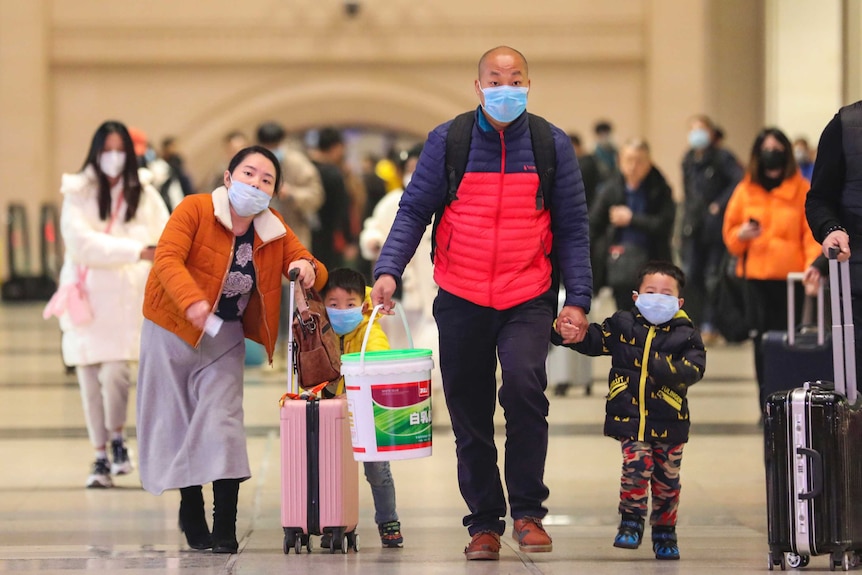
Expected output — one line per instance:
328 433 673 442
557 306 588 344
557 318 580 343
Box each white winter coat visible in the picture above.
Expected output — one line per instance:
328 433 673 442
359 189 436 321
58 166 170 366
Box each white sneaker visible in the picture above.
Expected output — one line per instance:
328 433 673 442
86 458 113 488
110 439 133 476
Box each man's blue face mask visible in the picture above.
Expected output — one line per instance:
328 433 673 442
480 85 529 124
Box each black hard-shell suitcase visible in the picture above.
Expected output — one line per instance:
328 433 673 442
765 251 862 571
762 272 833 409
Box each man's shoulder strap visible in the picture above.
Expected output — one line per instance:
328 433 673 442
444 111 476 205
527 113 556 209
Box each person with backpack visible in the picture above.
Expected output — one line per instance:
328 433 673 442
370 45 592 561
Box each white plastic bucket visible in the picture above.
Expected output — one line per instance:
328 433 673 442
342 304 434 461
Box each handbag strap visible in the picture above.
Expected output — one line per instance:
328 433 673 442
77 195 125 284
294 280 311 321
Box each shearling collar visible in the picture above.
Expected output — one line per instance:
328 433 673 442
211 187 286 243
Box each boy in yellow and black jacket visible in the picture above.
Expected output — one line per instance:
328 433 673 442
322 268 403 548
552 261 705 561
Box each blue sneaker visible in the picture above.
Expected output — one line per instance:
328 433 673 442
613 513 644 549
652 525 680 560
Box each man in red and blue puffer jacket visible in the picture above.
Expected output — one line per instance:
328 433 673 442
371 46 592 561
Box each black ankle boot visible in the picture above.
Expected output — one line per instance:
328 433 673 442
212 479 239 554
179 485 211 550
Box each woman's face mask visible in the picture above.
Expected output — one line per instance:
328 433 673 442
760 148 786 171
687 128 711 151
99 150 126 178
227 175 272 217
327 307 364 336
634 292 680 325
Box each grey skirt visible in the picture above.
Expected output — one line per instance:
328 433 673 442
136 318 251 495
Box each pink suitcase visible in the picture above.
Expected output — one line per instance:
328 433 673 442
280 272 359 554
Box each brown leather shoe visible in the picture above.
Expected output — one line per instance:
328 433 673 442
464 531 501 560
512 517 553 552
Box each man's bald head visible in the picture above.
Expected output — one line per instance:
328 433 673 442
478 46 529 77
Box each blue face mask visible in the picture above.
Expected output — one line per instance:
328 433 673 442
480 85 529 124
227 176 272 217
634 293 680 325
688 128 711 151
327 307 364 336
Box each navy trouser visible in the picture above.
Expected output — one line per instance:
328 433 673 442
433 288 555 536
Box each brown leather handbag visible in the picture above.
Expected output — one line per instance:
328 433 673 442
292 283 341 390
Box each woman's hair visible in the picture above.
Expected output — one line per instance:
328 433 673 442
226 145 283 192
746 127 798 185
81 120 142 222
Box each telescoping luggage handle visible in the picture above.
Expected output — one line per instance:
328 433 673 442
786 272 825 346
827 247 857 403
287 268 300 396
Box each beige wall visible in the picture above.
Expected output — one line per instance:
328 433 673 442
767 0 843 146
0 0 770 266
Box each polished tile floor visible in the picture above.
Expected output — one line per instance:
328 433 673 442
0 298 785 574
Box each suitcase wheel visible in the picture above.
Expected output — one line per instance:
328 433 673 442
786 553 809 569
349 531 360 552
830 550 855 571
282 529 306 555
767 551 785 571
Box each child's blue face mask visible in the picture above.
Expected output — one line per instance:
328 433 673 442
328 307 364 336
634 292 680 325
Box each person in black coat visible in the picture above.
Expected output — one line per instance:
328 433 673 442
590 138 676 311
679 115 743 337
553 261 706 561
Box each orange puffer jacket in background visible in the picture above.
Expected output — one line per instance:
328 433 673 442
722 171 821 280
142 187 327 362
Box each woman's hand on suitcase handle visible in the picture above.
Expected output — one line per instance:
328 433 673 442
186 300 211 330
803 266 822 296
370 274 397 315
557 306 588 345
288 259 316 289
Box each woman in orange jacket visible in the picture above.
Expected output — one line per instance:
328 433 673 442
136 145 327 554
722 127 821 411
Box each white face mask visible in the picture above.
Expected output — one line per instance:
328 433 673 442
634 292 680 325
99 150 126 178
227 175 272 217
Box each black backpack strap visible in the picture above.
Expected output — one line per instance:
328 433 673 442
444 111 475 205
527 113 556 210
431 111 475 260
527 113 559 294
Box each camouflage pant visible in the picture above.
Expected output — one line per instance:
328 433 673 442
618 439 684 526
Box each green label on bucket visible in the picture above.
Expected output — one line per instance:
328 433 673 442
371 380 432 451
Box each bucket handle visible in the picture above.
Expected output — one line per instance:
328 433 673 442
359 304 413 370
